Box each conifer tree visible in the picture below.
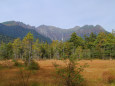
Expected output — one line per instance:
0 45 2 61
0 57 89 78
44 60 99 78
22 32 33 65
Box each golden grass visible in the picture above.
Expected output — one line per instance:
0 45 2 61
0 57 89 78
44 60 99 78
0 59 115 86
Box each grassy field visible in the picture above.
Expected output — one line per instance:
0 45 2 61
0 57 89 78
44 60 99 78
0 59 115 86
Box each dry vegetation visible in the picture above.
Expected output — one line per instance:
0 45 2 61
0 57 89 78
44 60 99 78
0 59 115 86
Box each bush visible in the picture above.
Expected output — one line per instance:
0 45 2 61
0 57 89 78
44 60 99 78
30 82 40 86
28 60 40 70
9 69 31 86
54 57 88 86
102 71 115 83
13 60 23 67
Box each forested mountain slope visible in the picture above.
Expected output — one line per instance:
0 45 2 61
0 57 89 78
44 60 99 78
0 23 52 43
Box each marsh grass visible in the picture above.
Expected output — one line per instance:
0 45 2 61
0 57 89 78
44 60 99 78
0 60 115 86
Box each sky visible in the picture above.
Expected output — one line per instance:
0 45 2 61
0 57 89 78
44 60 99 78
0 0 115 32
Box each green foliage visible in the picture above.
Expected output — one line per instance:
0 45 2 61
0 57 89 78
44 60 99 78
0 42 13 59
84 32 96 49
28 60 40 70
69 32 84 48
0 32 115 60
30 82 40 86
23 32 34 65
54 56 88 86
13 60 23 67
12 38 22 59
73 46 83 59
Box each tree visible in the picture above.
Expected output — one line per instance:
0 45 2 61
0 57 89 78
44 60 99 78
0 42 13 59
105 33 115 59
12 38 22 59
49 40 59 59
39 42 50 59
84 32 96 49
33 39 40 59
74 46 83 59
69 32 84 53
57 41 64 58
63 42 73 59
0 42 8 59
94 32 107 59
22 32 33 65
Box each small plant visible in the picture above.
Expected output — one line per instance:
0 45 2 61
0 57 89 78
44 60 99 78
13 60 23 67
28 60 40 70
102 71 115 83
30 82 40 86
9 68 32 86
0 65 4 70
54 56 88 86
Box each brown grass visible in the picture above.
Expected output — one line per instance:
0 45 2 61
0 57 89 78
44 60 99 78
0 59 115 86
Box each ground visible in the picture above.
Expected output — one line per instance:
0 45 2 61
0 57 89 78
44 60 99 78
0 59 115 86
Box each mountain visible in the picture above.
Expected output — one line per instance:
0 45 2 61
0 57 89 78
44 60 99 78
2 21 35 29
1 21 107 42
36 25 106 41
0 22 52 43
36 25 64 40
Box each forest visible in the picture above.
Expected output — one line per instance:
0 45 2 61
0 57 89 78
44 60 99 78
0 32 115 60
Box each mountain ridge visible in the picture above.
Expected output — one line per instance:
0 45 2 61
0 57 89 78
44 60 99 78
36 24 106 41
0 22 52 43
1 21 107 41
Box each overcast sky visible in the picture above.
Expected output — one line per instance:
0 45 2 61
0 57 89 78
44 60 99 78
0 0 115 32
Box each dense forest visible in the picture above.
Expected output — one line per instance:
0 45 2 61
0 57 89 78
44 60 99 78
0 32 115 60
0 34 14 43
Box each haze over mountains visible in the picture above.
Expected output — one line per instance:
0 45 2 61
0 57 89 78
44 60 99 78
0 21 107 42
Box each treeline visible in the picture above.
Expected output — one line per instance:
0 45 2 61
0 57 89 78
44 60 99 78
0 32 115 60
0 34 14 43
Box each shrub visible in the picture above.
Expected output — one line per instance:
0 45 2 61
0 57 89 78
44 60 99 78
30 82 40 86
28 60 40 70
9 69 31 86
102 71 115 83
54 56 88 86
13 60 23 67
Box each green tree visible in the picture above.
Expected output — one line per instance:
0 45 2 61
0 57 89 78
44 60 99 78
94 32 107 59
63 42 73 59
39 42 49 59
84 32 96 49
104 33 115 59
22 32 33 65
57 41 64 58
69 32 84 53
0 42 13 59
12 38 22 59
49 40 59 59
33 39 40 59
73 46 83 59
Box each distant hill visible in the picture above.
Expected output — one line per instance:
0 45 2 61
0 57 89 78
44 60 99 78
36 25 107 41
0 22 52 43
1 21 107 42
2 21 35 29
